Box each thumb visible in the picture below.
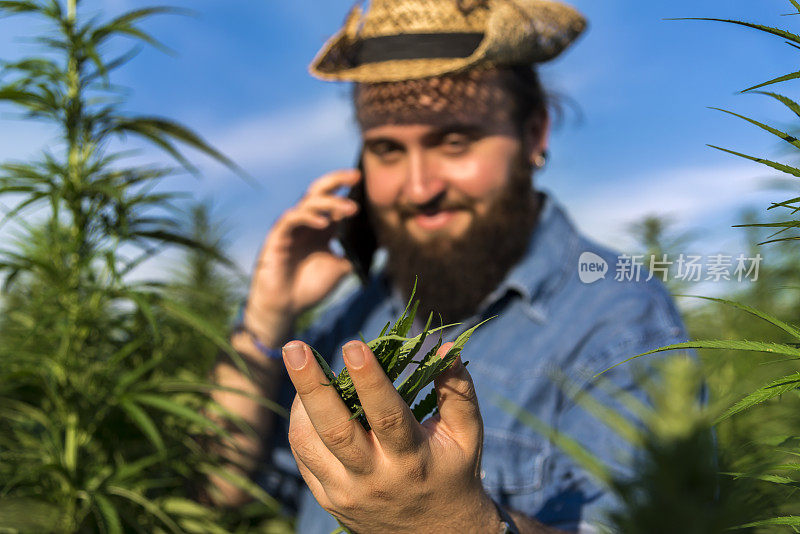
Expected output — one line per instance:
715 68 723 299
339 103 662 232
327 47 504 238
433 342 482 444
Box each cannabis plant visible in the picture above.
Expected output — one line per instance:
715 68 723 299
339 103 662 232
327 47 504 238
311 280 488 430
0 1 290 532
598 2 800 529
497 355 762 534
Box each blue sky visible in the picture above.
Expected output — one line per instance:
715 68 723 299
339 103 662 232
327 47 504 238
0 0 797 288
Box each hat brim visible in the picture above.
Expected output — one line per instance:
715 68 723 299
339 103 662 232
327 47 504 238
308 0 587 83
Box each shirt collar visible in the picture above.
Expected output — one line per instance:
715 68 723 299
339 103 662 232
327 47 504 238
483 190 580 323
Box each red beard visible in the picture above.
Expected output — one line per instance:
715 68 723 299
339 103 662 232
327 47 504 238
370 148 542 325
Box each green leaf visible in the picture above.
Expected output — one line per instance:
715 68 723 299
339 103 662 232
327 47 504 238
493 394 613 487
711 107 800 150
93 493 123 534
451 315 496 353
0 498 62 531
198 464 281 512
736 516 800 528
0 1 42 16
155 380 288 419
119 398 166 454
106 485 182 534
552 372 643 448
132 393 231 439
177 517 232 534
160 497 214 518
715 373 800 423
112 456 164 485
310 346 337 386
754 91 800 119
160 299 247 376
674 294 800 339
411 386 439 422
90 7 186 54
743 70 800 93
708 144 800 178
596 340 800 378
667 17 800 45
111 116 245 178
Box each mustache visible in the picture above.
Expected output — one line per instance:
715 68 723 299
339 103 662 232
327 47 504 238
394 191 472 218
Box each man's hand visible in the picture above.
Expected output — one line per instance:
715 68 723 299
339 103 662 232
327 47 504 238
282 339 503 533
244 169 362 347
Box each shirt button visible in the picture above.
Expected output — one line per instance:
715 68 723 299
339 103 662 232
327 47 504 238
480 469 486 479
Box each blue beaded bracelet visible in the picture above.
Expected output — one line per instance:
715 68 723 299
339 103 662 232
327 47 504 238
231 301 284 361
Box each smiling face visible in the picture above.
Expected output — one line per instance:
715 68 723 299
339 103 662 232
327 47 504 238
361 119 524 246
357 68 548 249
354 67 550 323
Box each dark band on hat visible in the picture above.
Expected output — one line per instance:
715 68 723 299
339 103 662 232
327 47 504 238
352 32 484 65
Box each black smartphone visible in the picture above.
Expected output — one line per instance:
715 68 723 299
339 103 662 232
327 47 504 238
337 151 377 284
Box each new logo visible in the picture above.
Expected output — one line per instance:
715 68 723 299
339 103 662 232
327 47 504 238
578 252 608 284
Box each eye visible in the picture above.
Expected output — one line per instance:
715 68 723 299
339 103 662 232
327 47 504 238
440 133 471 154
367 141 403 163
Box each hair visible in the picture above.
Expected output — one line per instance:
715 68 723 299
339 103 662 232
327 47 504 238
496 64 549 137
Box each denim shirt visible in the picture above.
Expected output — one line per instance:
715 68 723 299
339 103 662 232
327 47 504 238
261 190 688 533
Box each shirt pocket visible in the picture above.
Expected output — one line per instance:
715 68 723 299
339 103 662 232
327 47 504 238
480 428 549 511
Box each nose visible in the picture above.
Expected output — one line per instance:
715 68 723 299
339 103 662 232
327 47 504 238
402 149 446 206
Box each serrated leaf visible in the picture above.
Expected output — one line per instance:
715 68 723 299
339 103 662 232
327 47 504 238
411 387 439 422
743 70 800 93
708 144 800 178
755 90 800 119
667 17 800 45
597 340 800 378
736 516 800 528
715 373 800 423
675 294 800 339
712 107 800 150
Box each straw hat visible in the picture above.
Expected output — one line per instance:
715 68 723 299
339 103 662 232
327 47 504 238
309 0 587 83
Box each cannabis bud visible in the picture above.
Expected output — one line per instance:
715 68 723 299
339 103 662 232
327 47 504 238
309 279 492 429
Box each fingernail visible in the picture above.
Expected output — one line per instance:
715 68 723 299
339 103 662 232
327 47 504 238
343 341 365 369
283 342 307 370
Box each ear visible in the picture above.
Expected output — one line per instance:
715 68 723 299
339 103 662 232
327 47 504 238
523 110 551 164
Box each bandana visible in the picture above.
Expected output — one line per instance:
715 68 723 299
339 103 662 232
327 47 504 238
353 66 525 131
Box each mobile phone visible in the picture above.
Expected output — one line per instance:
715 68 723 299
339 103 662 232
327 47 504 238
336 151 377 284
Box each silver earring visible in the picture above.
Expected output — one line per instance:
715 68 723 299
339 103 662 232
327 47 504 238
533 150 548 169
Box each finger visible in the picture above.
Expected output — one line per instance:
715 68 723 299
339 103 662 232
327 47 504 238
342 340 424 456
299 195 359 221
306 169 362 197
289 439 334 510
288 395 345 487
280 209 331 231
283 341 376 475
431 343 483 451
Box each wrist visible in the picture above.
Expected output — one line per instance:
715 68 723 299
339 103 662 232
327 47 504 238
238 299 295 349
454 488 509 534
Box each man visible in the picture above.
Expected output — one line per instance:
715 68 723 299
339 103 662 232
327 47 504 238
212 0 689 532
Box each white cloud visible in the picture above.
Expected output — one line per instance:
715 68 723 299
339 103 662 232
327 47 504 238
559 163 783 250
204 96 357 175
